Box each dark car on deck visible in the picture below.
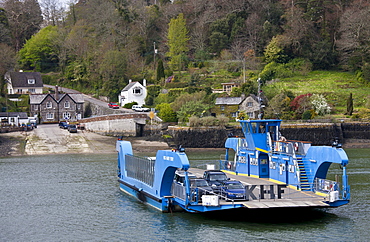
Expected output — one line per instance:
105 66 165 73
189 178 213 201
59 121 68 129
203 170 229 194
220 180 246 201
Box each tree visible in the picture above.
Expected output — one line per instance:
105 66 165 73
345 93 353 116
167 13 190 71
156 103 177 122
0 43 16 96
3 0 43 51
176 100 210 123
0 8 11 45
18 25 59 72
40 0 66 26
156 59 165 83
264 36 288 64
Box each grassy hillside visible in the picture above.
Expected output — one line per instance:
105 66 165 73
263 71 370 115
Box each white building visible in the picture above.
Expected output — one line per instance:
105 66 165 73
5 71 43 95
118 79 147 106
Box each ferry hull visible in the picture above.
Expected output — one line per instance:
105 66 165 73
118 180 166 212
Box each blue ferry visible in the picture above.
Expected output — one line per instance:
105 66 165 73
116 119 350 213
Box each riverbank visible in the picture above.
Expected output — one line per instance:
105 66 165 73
1 123 368 158
0 124 169 157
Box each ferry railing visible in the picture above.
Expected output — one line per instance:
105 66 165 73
171 181 346 205
272 140 311 156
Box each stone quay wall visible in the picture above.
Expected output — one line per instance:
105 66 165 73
165 123 370 148
80 113 147 136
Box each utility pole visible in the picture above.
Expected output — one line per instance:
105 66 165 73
153 42 157 70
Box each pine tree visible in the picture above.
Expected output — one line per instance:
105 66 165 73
346 93 353 116
156 59 165 84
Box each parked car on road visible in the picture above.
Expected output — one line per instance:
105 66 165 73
108 102 119 109
220 180 246 201
68 124 78 133
132 105 150 112
203 170 229 194
59 121 68 129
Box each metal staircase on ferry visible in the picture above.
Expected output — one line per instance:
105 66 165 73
297 157 311 191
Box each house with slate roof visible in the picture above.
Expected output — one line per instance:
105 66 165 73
5 71 43 94
118 79 147 106
29 88 84 123
0 112 29 126
212 94 260 119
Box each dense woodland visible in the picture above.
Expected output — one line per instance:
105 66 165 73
0 0 370 122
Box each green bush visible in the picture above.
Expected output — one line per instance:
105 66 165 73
217 116 229 126
123 102 137 109
201 116 217 126
302 110 312 120
189 116 201 127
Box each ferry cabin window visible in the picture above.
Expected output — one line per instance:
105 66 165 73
250 123 257 133
258 123 266 133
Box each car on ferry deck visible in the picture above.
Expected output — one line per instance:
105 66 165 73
220 180 246 201
203 170 229 194
189 178 213 201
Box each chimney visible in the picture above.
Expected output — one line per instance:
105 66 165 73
55 85 59 100
143 79 146 87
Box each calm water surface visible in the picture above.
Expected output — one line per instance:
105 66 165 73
0 149 369 241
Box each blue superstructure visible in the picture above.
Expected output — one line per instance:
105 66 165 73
222 119 350 207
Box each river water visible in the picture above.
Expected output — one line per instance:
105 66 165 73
1 148 369 241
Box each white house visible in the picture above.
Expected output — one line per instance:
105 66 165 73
118 79 147 106
5 71 43 95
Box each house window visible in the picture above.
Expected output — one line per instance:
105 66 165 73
63 112 71 120
28 78 35 84
34 105 38 111
231 112 237 117
28 88 35 93
46 113 54 119
133 87 142 95
247 102 253 107
247 112 254 118
64 100 70 108
220 105 225 111
17 89 22 93
46 102 52 108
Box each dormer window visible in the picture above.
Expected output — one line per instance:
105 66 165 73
133 87 142 95
64 100 70 108
46 102 52 108
28 78 35 84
